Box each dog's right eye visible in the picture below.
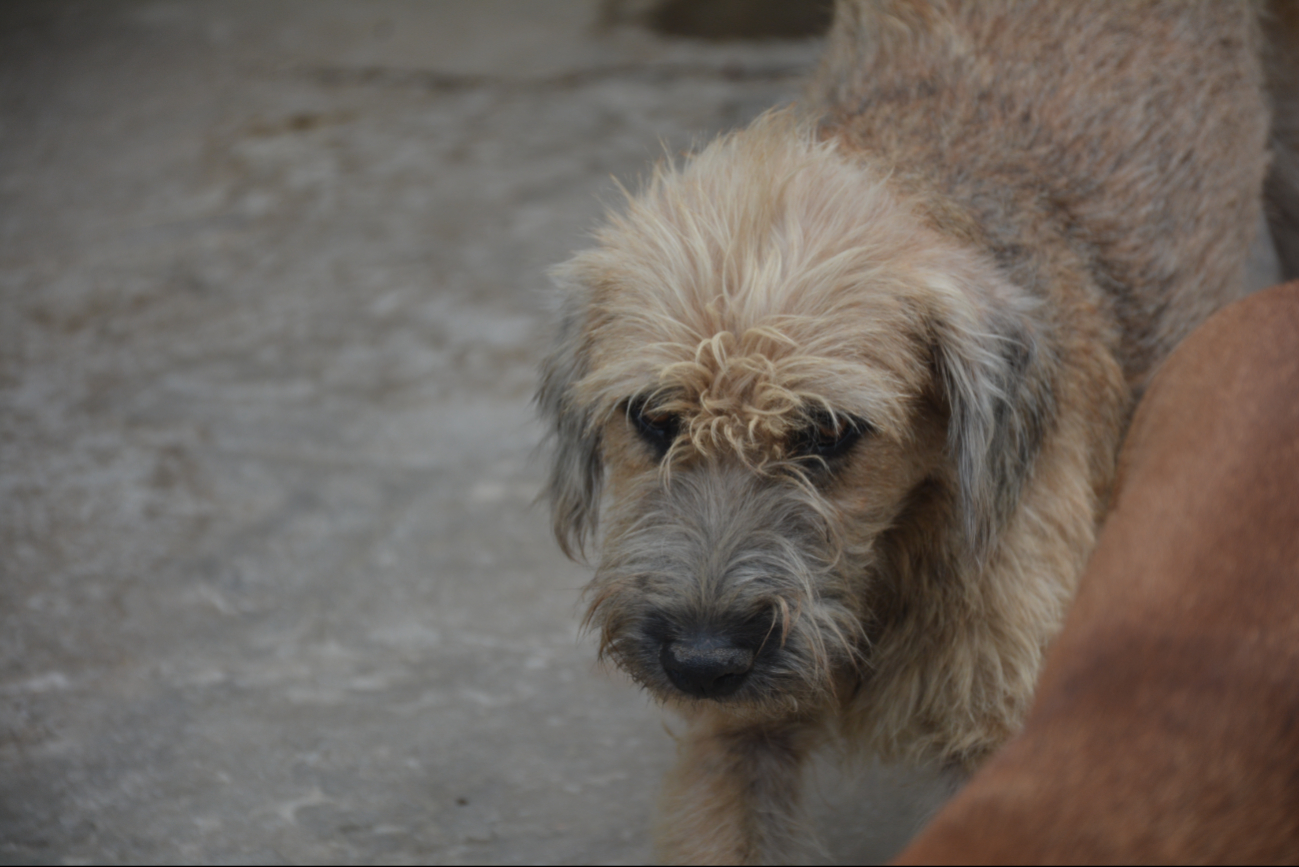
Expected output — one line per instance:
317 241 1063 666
628 400 680 459
793 412 869 462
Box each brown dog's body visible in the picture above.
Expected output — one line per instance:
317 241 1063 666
896 282 1299 865
539 2 1289 862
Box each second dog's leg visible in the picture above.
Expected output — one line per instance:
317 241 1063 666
655 712 816 865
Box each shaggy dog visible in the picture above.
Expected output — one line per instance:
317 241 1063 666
538 1 1294 862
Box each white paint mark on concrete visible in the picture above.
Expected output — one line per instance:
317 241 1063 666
286 686 347 706
195 584 238 615
1 672 71 694
366 622 441 648
468 481 507 503
346 673 394 692
270 787 331 825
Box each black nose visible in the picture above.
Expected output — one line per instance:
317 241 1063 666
660 633 755 698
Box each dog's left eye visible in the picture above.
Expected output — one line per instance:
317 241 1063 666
794 413 868 461
628 400 680 459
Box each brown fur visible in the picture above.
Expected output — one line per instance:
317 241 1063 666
895 281 1299 866
538 2 1285 862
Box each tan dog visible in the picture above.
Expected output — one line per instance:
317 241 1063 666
895 281 1299 865
538 2 1290 862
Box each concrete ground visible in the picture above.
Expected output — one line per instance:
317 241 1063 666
0 2 954 864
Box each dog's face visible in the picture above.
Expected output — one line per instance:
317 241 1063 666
539 114 1048 717
586 324 948 715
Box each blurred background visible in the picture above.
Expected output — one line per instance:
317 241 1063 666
0 2 950 863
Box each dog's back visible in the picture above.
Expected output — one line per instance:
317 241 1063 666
809 0 1270 389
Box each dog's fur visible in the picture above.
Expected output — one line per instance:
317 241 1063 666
538 2 1291 862
896 281 1299 865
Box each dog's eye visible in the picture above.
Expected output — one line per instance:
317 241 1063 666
628 400 680 459
794 412 869 461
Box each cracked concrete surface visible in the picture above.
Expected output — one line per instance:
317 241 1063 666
0 3 950 863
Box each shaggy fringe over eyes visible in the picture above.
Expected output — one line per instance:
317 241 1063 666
640 328 895 474
562 110 926 470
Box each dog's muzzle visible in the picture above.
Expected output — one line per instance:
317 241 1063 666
659 632 756 699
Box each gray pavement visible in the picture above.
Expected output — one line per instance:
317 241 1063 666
0 3 950 863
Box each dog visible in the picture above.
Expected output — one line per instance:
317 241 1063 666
896 281 1299 865
538 2 1292 862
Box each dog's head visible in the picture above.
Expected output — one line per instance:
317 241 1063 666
538 112 1050 716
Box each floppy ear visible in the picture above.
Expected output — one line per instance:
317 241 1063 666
536 290 604 561
928 275 1055 564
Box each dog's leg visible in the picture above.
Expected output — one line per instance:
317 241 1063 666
655 712 815 865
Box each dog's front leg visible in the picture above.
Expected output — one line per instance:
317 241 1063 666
655 711 814 865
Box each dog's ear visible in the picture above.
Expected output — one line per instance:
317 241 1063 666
536 291 603 561
928 275 1054 564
